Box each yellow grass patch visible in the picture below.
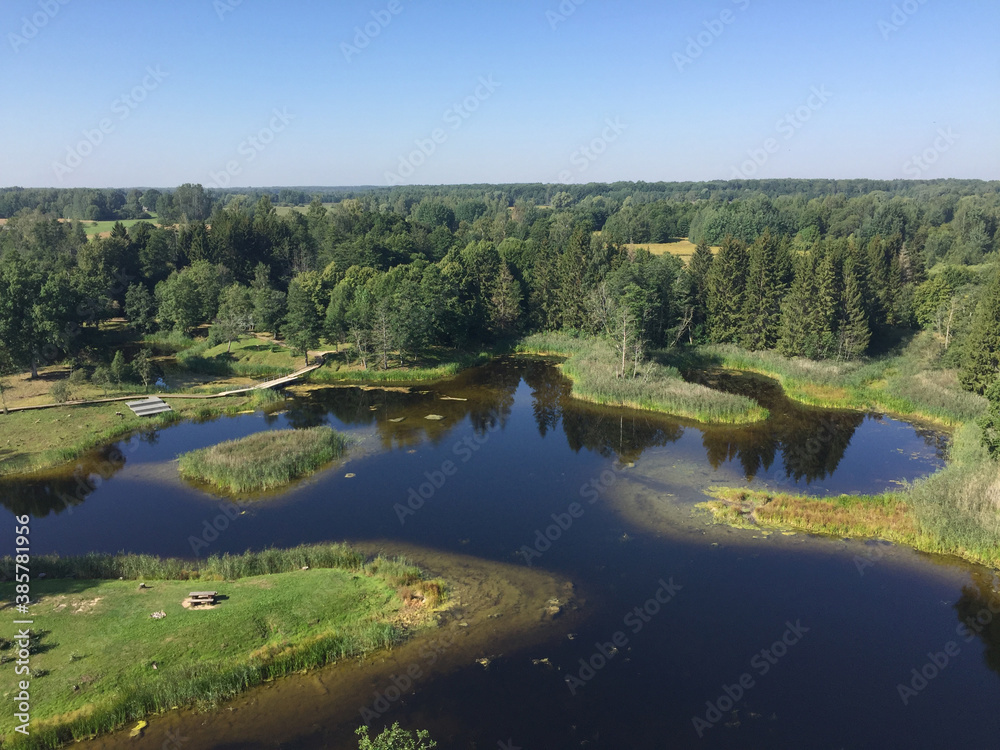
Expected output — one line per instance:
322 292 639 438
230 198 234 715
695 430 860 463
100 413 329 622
624 238 720 263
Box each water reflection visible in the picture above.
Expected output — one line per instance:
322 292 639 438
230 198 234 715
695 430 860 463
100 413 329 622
0 357 946 516
0 444 126 517
954 571 1000 676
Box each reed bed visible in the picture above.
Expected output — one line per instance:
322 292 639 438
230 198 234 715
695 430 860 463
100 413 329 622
177 426 347 493
518 333 768 424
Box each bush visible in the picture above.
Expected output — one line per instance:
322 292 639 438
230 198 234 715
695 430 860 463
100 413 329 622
357 723 436 750
91 365 112 395
50 380 72 403
68 368 89 386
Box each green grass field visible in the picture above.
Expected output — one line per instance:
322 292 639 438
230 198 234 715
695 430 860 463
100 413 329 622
178 426 347 494
0 545 440 748
79 215 159 238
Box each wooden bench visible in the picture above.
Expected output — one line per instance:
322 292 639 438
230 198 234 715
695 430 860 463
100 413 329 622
188 591 218 605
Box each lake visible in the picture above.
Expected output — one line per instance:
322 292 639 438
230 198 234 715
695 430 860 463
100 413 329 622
5 358 1000 749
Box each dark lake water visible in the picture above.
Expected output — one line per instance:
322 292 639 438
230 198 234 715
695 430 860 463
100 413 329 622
5 358 1000 749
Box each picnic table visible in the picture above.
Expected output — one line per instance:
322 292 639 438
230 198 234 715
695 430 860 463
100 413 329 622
188 591 218 605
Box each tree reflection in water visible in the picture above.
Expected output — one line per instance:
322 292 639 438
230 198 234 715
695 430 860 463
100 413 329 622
0 357 944 517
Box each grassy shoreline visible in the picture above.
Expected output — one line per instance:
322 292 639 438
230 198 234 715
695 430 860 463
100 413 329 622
0 545 444 749
307 351 491 385
693 335 998 569
0 391 280 479
178 426 347 494
517 333 768 425
683 335 986 427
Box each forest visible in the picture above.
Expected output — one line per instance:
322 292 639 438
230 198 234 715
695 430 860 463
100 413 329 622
1 178 999 411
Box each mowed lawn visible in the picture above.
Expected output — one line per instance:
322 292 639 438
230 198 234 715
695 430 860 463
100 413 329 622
0 569 401 738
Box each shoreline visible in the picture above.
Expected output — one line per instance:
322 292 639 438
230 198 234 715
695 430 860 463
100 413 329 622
81 543 583 750
0 545 444 748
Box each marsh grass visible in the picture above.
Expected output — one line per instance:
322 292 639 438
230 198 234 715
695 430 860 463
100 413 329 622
308 351 491 384
0 545 443 749
701 487 930 548
518 333 767 424
702 424 1000 568
690 332 986 426
178 426 346 494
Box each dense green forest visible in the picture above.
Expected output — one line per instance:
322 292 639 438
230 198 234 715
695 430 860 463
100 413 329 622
1 180 999 401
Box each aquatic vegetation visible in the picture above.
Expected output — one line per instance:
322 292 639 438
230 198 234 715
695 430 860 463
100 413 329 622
178 426 347 494
688 332 986 426
518 333 767 424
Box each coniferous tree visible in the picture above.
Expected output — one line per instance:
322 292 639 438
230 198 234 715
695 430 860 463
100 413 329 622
777 254 815 357
838 259 871 360
706 236 748 343
740 229 786 350
556 229 589 330
959 267 1000 394
687 239 714 336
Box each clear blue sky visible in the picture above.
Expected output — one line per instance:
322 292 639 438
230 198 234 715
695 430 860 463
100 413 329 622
1 0 997 188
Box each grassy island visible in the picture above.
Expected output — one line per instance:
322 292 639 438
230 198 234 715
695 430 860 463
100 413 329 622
517 332 768 425
0 544 443 749
178 426 347 494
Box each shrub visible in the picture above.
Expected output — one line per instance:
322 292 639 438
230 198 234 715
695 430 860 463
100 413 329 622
50 380 72 403
356 723 436 750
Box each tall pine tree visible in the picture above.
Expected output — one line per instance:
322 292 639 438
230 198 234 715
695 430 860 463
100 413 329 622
740 229 786 350
959 266 1000 394
706 236 748 343
688 239 714 336
838 258 871 360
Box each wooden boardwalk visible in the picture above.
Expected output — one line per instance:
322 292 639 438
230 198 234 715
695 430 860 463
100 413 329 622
0 359 325 415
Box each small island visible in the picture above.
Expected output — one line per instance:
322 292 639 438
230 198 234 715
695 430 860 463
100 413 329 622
0 544 443 747
178 426 347 494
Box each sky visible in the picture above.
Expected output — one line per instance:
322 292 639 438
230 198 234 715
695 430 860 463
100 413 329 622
1 0 998 188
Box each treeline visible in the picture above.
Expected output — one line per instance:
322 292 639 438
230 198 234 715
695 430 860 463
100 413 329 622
1 182 999 399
